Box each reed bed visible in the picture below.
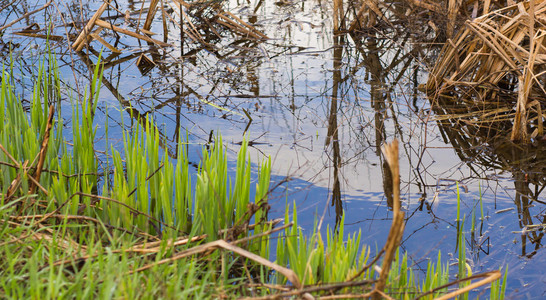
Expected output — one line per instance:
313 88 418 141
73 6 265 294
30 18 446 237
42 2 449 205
348 0 509 38
0 55 506 298
427 0 546 142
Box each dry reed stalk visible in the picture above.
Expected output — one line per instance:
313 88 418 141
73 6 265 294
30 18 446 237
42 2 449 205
216 13 265 39
373 140 404 300
44 221 290 274
244 280 376 300
143 0 161 30
6 160 28 201
45 235 206 270
73 0 169 51
0 143 20 168
333 0 343 32
131 239 303 289
373 211 404 299
447 0 462 38
348 2 369 31
348 0 393 31
160 4 203 45
93 19 171 47
180 8 208 43
533 100 543 137
171 0 191 10
26 176 48 196
414 271 502 299
160 0 169 43
72 0 112 51
405 0 442 13
89 30 121 53
511 0 540 141
381 140 400 215
86 27 104 46
427 0 546 142
27 231 87 253
224 11 268 39
512 74 530 141
12 32 65 41
72 0 267 54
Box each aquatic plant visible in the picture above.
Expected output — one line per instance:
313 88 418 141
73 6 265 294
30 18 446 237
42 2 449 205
0 55 507 299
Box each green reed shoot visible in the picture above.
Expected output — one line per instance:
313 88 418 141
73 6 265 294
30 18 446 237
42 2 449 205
275 204 457 299
490 267 508 300
458 215 471 300
421 252 449 299
479 182 484 221
456 182 461 222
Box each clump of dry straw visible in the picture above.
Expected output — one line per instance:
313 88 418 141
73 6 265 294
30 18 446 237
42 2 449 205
427 0 546 142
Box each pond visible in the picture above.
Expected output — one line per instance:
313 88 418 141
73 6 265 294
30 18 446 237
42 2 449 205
2 0 546 297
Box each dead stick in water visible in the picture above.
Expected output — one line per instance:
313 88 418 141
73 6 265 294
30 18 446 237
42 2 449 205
72 0 111 51
143 0 160 31
224 11 268 39
93 19 171 47
381 140 400 215
216 15 262 39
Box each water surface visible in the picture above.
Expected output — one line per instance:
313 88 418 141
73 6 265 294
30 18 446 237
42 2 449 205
1 0 545 297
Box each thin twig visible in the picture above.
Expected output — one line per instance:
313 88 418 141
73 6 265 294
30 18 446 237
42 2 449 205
414 271 501 300
0 1 53 32
130 240 302 289
243 280 375 300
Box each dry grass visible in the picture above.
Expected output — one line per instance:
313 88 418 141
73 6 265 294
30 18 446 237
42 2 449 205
427 0 546 142
71 0 267 53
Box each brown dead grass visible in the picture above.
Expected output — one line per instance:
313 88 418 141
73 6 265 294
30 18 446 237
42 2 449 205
427 0 546 142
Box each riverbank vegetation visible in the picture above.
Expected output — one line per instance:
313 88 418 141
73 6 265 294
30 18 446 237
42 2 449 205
0 57 507 298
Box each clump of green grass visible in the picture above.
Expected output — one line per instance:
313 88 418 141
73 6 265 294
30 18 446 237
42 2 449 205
0 55 507 299
0 55 273 297
273 204 472 299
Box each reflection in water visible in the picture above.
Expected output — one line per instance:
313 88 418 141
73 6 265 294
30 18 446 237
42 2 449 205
325 34 343 224
348 31 421 211
431 94 546 258
364 37 392 209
